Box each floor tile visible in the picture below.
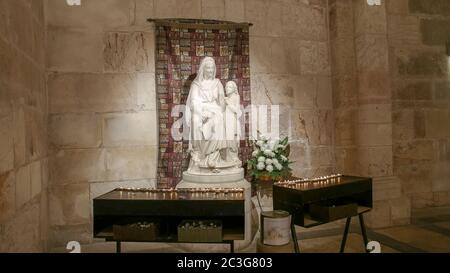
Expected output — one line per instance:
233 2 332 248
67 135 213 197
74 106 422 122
376 226 450 253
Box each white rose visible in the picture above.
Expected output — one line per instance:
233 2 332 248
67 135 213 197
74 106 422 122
258 156 266 162
268 140 277 150
272 158 279 165
263 149 273 156
277 144 286 150
266 164 274 172
281 155 288 162
275 163 283 170
252 150 259 157
265 159 273 165
257 162 265 170
256 141 264 147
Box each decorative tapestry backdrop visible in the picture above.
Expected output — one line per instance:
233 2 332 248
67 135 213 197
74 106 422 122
155 19 252 189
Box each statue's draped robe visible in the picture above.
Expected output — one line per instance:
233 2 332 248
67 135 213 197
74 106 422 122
225 92 241 163
186 78 227 169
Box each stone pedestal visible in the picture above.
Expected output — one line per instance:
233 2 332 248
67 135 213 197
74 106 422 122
175 168 258 252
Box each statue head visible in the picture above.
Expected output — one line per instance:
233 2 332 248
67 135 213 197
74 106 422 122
225 81 238 96
196 57 216 82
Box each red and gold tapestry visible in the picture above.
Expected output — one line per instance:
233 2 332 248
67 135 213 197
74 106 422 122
155 20 252 188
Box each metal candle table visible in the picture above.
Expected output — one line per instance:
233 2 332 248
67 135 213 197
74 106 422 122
273 175 373 253
93 188 245 253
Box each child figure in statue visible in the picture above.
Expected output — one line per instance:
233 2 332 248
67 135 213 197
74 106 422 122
224 81 242 167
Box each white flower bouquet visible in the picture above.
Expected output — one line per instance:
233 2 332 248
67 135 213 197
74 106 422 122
247 134 293 180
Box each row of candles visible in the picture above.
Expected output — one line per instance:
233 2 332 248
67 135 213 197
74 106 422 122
275 174 344 188
117 187 245 194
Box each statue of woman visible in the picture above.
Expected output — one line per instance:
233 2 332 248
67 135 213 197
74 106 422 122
185 57 227 172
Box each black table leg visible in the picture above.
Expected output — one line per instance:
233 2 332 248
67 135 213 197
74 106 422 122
291 222 300 253
230 241 234 253
116 241 121 253
359 213 369 252
340 217 351 253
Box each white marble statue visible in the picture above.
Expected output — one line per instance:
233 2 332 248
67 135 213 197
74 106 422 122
179 57 256 251
224 81 242 167
185 57 242 174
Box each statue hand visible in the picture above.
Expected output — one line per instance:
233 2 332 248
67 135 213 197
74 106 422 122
202 111 211 123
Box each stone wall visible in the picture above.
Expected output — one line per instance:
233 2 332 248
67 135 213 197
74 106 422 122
45 0 158 247
249 0 334 178
329 0 410 228
386 0 450 210
329 0 359 177
352 0 412 228
329 0 450 228
0 0 48 252
45 0 333 247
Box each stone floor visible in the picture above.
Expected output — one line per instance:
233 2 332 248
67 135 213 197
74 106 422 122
51 209 450 253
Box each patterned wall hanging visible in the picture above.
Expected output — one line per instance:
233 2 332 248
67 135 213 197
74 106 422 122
153 19 252 189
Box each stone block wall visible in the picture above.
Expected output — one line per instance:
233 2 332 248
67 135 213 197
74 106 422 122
45 0 158 247
44 0 333 247
329 0 359 176
352 0 410 228
0 0 48 252
249 0 334 178
329 0 450 228
386 0 450 210
329 0 410 228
